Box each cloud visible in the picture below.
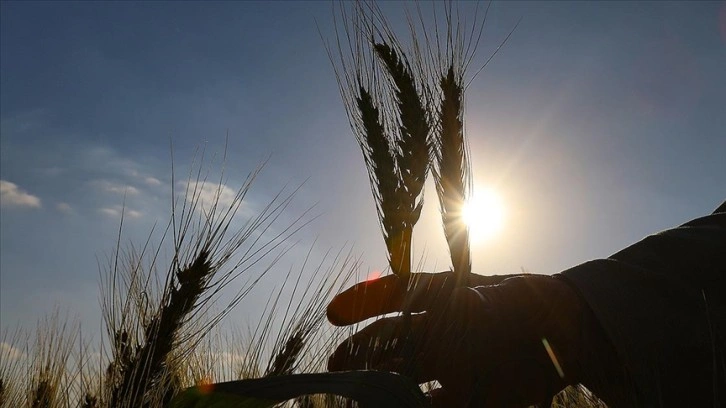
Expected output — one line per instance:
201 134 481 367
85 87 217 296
0 180 42 208
92 180 140 196
0 341 26 362
213 350 246 367
127 167 163 187
184 181 238 212
99 205 143 219
86 146 142 177
144 176 162 186
56 202 73 214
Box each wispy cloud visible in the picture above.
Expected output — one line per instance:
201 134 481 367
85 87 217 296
0 180 42 208
184 181 238 212
212 350 247 370
98 205 143 219
0 341 26 362
92 180 140 196
144 176 162 186
56 202 73 214
86 146 143 178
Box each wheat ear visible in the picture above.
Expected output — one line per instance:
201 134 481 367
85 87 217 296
108 251 212 407
355 85 408 278
372 42 431 279
434 65 471 281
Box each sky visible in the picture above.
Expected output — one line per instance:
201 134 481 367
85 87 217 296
1 1 725 341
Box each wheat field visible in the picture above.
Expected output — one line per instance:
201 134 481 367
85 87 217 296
0 165 607 407
0 3 611 407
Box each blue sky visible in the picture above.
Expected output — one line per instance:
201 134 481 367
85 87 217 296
1 2 725 339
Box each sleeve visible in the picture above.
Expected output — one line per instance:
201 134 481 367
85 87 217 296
560 209 726 407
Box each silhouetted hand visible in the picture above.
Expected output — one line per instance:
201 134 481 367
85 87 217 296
327 272 587 407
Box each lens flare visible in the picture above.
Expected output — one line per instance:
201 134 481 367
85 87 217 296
365 270 382 282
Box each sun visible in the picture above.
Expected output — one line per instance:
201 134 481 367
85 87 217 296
461 188 505 243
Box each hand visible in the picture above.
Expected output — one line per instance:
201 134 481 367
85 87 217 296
327 272 586 407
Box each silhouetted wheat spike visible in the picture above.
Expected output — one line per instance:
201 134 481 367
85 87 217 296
80 393 99 408
355 86 409 277
435 65 471 282
372 42 431 279
31 373 53 408
265 331 305 377
109 250 212 407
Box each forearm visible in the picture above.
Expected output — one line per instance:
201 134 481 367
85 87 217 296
466 271 637 405
561 251 725 406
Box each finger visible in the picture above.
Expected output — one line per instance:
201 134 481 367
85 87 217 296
327 275 402 326
328 314 444 384
328 315 413 372
327 272 457 326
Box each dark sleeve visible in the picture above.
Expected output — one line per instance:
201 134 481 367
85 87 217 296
560 208 726 407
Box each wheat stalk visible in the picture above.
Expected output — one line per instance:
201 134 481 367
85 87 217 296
324 2 434 281
28 313 78 408
355 86 408 277
372 41 432 279
434 65 471 281
106 251 213 407
429 1 518 284
97 146 310 407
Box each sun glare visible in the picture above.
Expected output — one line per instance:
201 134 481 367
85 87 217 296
365 270 382 282
462 188 505 243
